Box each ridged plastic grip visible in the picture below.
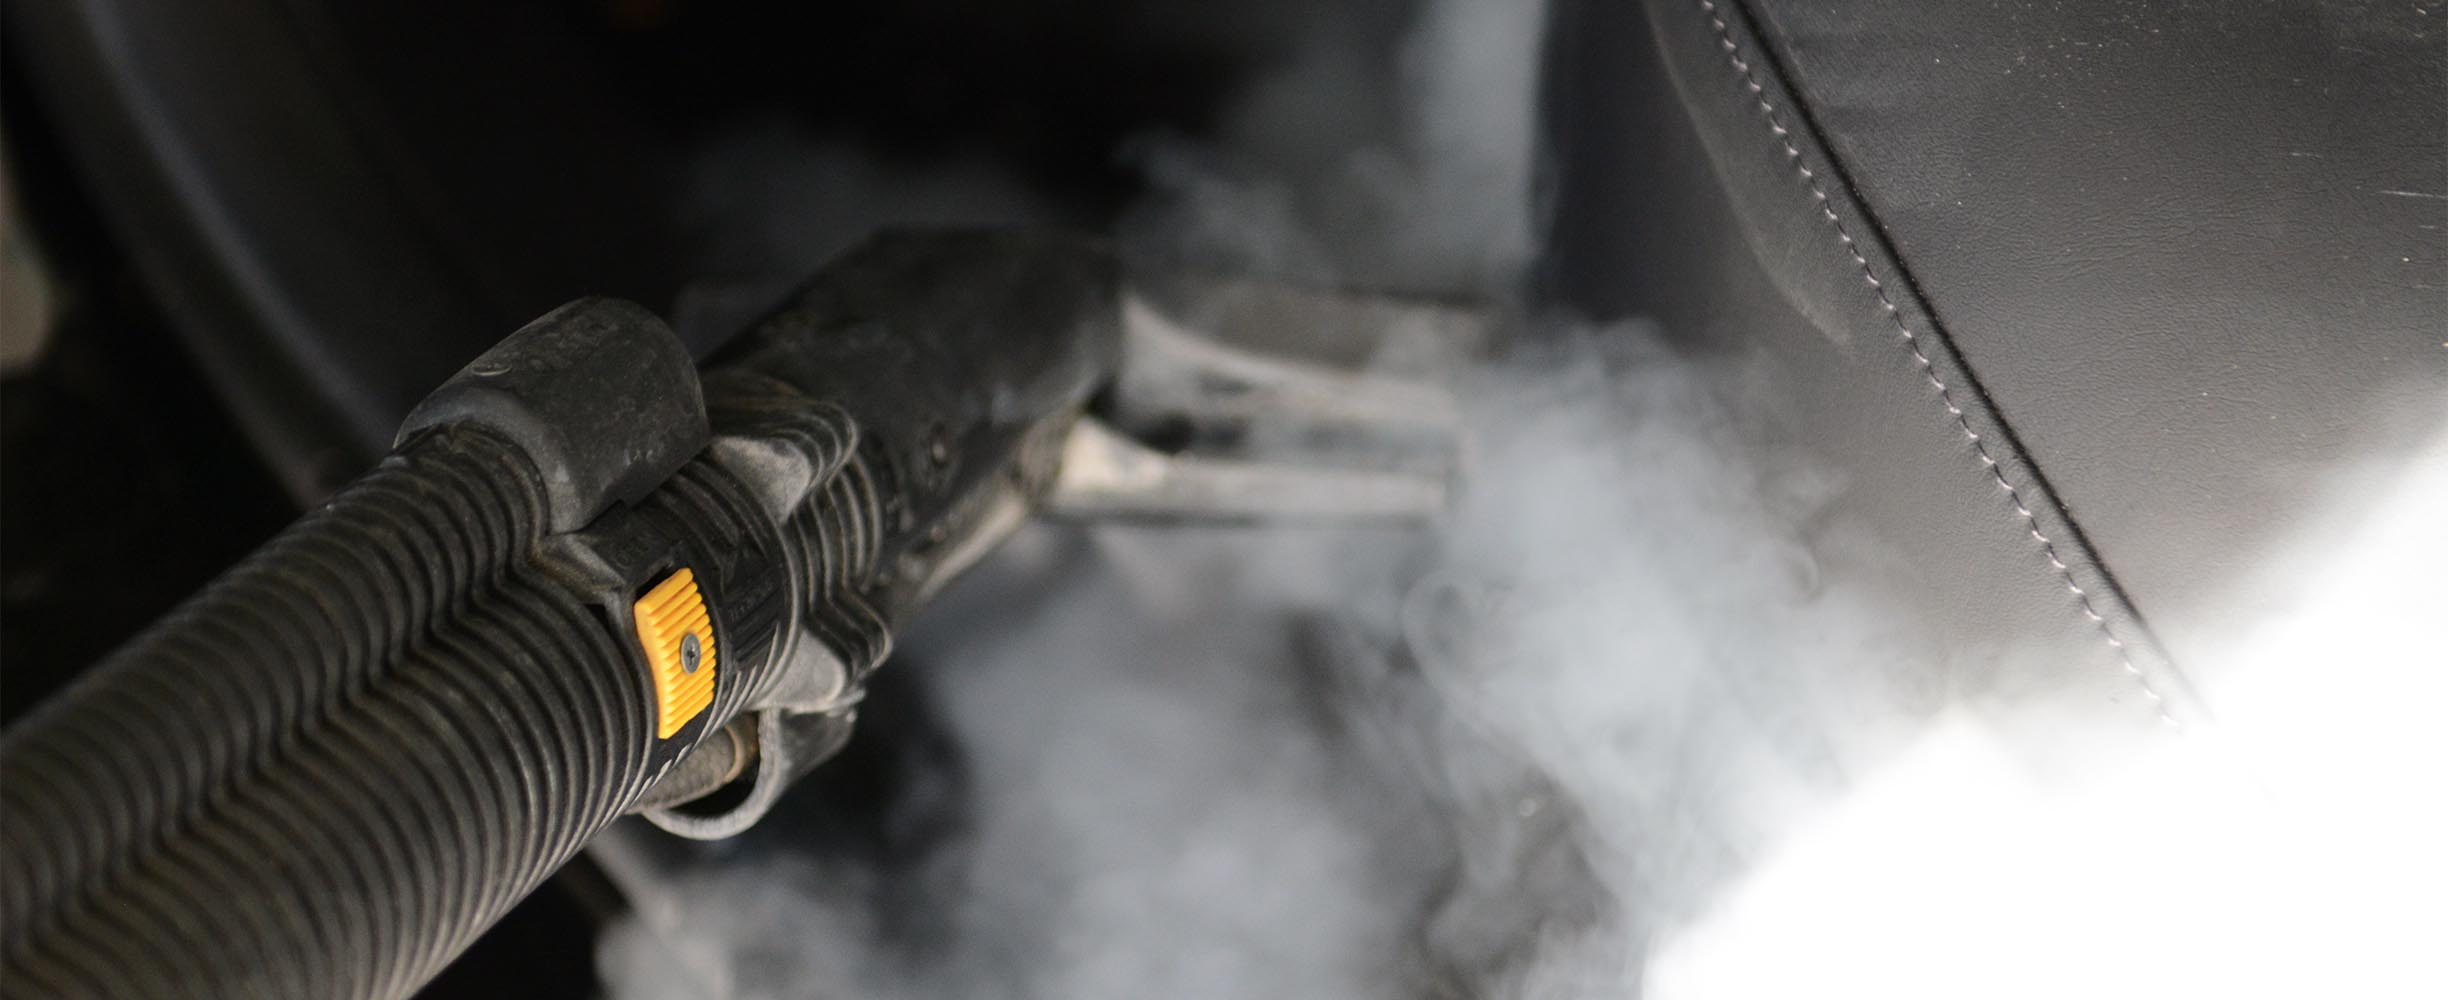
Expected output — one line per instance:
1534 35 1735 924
0 427 662 999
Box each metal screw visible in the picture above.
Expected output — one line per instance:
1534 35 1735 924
680 633 702 673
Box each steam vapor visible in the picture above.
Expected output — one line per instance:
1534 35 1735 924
602 0 2446 996
600 0 1916 995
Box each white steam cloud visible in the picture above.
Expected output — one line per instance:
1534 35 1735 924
599 0 2444 996
1651 430 2448 1000
599 316 1930 998
597 0 1918 994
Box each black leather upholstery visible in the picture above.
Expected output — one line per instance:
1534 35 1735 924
1545 0 2445 726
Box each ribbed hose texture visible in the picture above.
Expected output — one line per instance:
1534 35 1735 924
791 450 891 678
700 383 893 689
0 427 660 999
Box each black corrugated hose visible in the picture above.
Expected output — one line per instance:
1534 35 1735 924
0 427 664 997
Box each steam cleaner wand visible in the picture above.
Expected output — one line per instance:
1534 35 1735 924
0 230 1461 998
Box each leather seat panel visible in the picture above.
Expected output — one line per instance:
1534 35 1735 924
1543 0 2193 731
1740 0 2448 670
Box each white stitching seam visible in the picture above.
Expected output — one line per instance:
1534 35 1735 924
1694 0 2180 729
